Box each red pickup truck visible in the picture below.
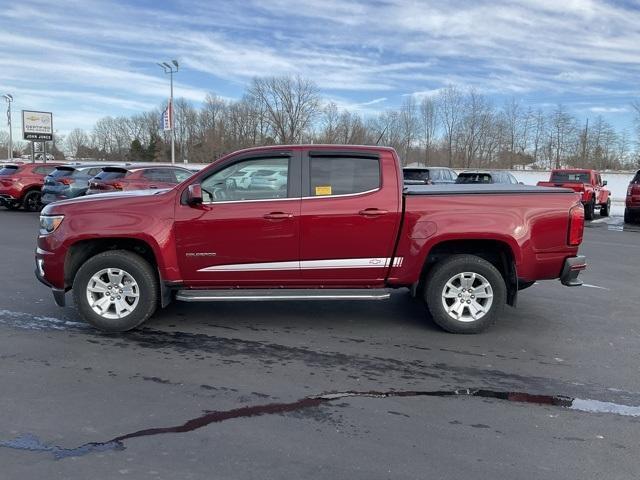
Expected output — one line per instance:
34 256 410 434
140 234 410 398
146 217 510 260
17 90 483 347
537 169 610 220
35 145 586 334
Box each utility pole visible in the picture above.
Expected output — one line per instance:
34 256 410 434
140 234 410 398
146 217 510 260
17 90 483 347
157 60 179 164
581 118 589 167
2 94 13 160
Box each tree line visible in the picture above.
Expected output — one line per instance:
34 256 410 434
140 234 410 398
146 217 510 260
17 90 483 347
3 76 640 170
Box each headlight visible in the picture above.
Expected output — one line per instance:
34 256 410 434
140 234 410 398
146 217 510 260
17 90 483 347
39 215 64 235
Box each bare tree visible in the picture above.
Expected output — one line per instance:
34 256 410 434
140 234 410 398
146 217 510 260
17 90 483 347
247 75 321 144
399 96 419 164
419 95 438 166
65 128 89 158
438 85 463 167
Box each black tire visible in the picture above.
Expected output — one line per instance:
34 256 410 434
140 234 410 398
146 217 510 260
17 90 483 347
624 208 635 224
4 201 20 210
600 198 610 217
424 255 506 334
72 250 158 332
584 200 595 221
22 190 42 212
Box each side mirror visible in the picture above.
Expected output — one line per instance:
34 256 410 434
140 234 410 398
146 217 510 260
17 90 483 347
602 180 607 186
187 184 203 205
519 181 525 185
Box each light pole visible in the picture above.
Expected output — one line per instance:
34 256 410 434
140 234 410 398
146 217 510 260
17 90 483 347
157 60 179 164
2 94 13 160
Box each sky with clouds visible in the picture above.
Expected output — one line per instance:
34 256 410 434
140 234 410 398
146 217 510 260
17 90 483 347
1 0 639 136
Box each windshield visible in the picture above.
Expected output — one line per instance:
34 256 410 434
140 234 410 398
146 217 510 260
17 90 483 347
403 169 430 182
550 172 590 183
456 173 493 184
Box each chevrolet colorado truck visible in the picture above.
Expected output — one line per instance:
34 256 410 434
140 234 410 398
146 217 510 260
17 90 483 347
537 169 610 220
36 145 586 334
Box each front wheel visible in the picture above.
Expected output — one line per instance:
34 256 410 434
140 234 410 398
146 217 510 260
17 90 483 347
600 198 610 217
424 255 506 334
72 250 158 332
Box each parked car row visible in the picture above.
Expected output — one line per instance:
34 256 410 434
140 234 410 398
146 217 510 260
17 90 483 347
0 162 197 211
402 166 520 186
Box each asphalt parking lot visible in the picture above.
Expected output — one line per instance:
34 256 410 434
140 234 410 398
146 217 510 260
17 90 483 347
1 209 639 479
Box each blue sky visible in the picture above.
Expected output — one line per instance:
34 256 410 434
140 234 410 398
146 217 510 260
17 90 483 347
1 0 639 136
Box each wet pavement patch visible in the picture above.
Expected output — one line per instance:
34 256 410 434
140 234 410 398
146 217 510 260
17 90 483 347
2 387 639 460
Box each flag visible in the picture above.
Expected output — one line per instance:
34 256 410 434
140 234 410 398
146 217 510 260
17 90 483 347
161 99 172 131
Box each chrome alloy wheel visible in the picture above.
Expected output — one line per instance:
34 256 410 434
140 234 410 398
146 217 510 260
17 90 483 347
441 272 493 322
86 268 140 319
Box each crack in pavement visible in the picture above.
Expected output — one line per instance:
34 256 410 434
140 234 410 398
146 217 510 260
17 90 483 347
2 387 639 460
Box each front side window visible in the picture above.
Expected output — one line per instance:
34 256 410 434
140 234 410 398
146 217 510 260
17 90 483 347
201 157 289 203
310 157 380 196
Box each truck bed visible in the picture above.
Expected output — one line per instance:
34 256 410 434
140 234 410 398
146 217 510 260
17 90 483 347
404 184 575 196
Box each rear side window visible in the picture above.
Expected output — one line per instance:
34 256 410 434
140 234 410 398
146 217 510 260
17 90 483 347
632 171 640 184
34 166 56 175
49 167 75 178
85 168 103 177
174 169 192 182
95 169 127 180
142 169 177 183
310 156 380 196
0 166 19 176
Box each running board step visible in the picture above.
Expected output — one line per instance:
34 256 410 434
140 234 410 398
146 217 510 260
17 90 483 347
175 289 391 302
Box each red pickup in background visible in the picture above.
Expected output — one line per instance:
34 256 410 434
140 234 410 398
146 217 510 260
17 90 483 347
36 145 586 334
537 169 610 220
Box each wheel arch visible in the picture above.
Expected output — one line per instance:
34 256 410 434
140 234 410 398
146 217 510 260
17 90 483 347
64 237 171 307
415 239 518 307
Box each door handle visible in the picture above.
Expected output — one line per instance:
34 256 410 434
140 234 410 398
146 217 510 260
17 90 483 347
264 212 294 220
359 208 388 216
149 185 158 189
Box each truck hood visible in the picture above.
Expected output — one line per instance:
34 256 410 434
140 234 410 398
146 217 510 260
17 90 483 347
41 188 172 214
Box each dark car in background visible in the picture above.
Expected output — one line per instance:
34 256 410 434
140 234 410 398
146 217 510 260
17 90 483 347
456 170 520 185
87 165 194 194
624 169 640 224
403 167 457 185
0 162 61 211
41 164 113 205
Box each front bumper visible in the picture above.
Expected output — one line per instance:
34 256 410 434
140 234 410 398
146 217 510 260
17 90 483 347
0 194 17 206
34 248 66 306
560 255 587 287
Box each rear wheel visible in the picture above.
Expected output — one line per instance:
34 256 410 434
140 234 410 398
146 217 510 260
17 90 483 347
424 255 506 334
72 250 158 332
22 190 42 212
584 199 595 220
600 198 610 217
624 208 635 224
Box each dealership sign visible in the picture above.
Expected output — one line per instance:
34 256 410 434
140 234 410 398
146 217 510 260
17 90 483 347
22 110 53 141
